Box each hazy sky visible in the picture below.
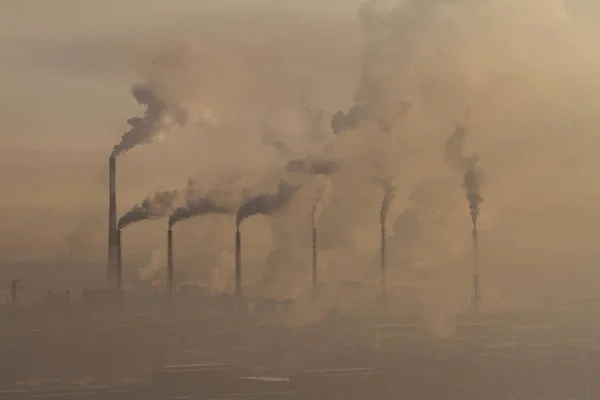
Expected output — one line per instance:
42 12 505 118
4 0 600 317
0 0 363 149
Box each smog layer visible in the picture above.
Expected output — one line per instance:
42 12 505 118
3 0 600 323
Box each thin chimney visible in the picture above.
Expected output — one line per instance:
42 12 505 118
235 228 242 297
107 155 117 288
471 225 481 311
312 225 318 295
116 229 122 290
167 228 174 299
381 223 386 300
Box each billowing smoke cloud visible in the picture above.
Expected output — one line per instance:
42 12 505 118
373 176 396 228
169 195 235 228
312 176 333 228
286 158 340 176
112 84 206 157
236 181 301 229
444 123 484 228
118 190 183 230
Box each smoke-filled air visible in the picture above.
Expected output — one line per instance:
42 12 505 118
7 0 600 343
118 190 183 230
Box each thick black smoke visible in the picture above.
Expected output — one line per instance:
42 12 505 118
236 181 301 229
111 84 190 157
118 189 182 230
444 124 484 228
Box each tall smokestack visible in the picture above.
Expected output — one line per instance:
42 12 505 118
116 229 122 290
312 225 318 295
167 228 174 299
471 225 481 311
108 156 117 288
381 224 386 299
235 228 241 298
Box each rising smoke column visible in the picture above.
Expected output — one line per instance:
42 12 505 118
330 0 412 134
444 123 484 230
111 84 194 157
373 176 396 298
444 122 484 309
118 189 183 230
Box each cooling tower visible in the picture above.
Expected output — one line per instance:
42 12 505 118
107 155 117 288
116 229 122 290
167 228 174 298
235 229 241 297
380 224 386 299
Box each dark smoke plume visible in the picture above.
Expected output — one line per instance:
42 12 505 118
286 158 340 176
236 181 301 229
169 196 235 228
444 124 484 228
374 176 396 227
118 189 182 230
111 84 190 157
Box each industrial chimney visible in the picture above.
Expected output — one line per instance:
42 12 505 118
235 228 242 298
471 226 481 311
116 229 122 290
312 226 318 296
167 228 174 299
107 155 117 289
380 223 386 300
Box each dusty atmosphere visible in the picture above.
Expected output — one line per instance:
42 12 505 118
2 1 600 399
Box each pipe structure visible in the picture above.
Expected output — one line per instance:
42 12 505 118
380 224 386 300
235 229 242 298
107 155 117 288
116 229 123 290
167 228 174 299
471 225 481 311
312 226 318 294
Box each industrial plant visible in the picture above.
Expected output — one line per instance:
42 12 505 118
4 0 600 399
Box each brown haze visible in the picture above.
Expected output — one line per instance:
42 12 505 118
2 0 600 335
